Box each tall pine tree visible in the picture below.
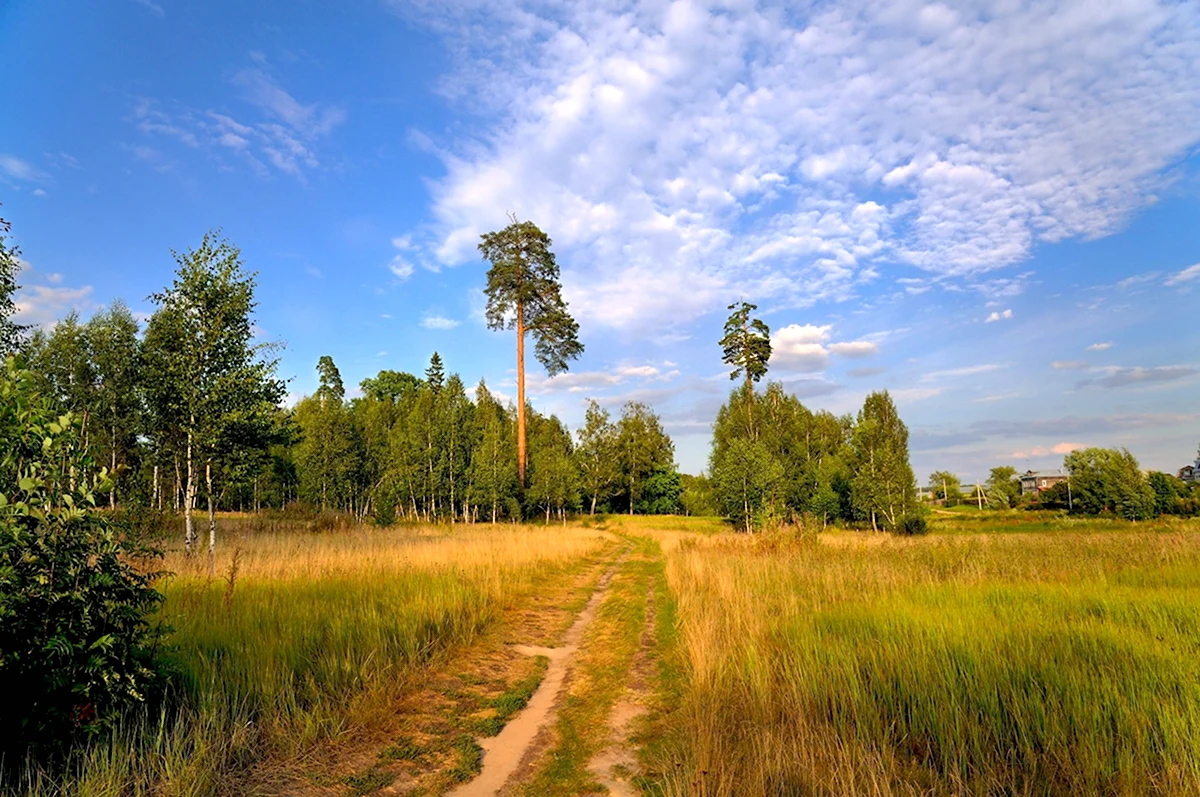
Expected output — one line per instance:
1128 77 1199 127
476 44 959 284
479 218 583 485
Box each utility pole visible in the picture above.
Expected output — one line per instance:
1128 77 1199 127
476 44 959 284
976 481 983 509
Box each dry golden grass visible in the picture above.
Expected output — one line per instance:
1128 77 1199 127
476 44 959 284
14 522 610 797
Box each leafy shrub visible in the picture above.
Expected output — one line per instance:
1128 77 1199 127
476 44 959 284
0 357 163 751
894 514 929 536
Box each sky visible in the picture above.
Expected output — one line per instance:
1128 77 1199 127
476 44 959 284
1 0 1198 482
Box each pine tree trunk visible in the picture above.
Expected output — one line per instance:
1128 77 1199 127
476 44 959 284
207 460 216 578
516 303 527 486
184 426 196 555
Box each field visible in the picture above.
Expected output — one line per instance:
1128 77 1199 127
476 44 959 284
10 511 1200 796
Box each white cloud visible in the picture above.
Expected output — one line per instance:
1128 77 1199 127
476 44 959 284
1051 360 1088 370
421 314 460 330
972 392 1019 403
985 309 1013 323
828 340 878 358
526 361 675 394
770 323 832 372
130 66 344 180
924 364 1003 381
0 154 48 183
388 255 414 280
891 387 944 403
404 0 1200 330
12 284 95 328
1165 263 1200 287
1086 341 1114 351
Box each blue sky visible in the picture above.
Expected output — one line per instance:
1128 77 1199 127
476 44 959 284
2 0 1198 481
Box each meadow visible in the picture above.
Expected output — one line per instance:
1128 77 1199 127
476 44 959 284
9 520 609 796
10 511 1200 796
646 512 1200 796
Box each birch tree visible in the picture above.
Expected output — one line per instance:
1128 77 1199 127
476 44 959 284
479 218 583 485
616 401 674 515
149 232 283 572
851 390 917 531
575 399 618 514
85 302 141 508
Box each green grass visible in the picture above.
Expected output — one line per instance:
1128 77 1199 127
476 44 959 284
446 734 483 783
649 525 1200 796
466 656 549 737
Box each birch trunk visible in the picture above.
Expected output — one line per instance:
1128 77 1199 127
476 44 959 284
206 459 216 578
184 426 196 555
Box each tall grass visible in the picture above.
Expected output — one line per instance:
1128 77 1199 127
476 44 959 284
650 523 1200 796
7 524 607 796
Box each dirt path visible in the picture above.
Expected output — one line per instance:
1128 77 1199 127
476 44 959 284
448 557 624 797
585 581 657 796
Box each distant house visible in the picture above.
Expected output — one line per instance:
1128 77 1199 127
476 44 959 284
1020 470 1069 495
1180 462 1199 484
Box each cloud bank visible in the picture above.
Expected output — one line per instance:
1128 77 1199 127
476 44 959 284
401 0 1200 331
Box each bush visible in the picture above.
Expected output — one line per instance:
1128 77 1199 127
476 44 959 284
0 357 163 751
894 514 929 536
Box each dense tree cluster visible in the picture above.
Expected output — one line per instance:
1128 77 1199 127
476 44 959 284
708 302 919 532
23 234 285 575
290 366 679 523
709 383 919 532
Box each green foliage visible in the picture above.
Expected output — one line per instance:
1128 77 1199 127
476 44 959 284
1148 471 1197 516
1064 447 1156 520
709 380 864 531
719 301 771 386
986 465 1021 509
616 401 675 515
851 391 918 530
0 212 26 355
712 437 782 532
148 231 285 550
679 473 720 517
479 218 583 376
639 467 683 514
359 369 423 402
575 399 619 515
894 514 929 536
527 413 579 520
928 469 962 504
0 357 162 750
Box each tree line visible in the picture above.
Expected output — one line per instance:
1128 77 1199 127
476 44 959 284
930 447 1200 520
2 224 685 537
290 352 679 523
